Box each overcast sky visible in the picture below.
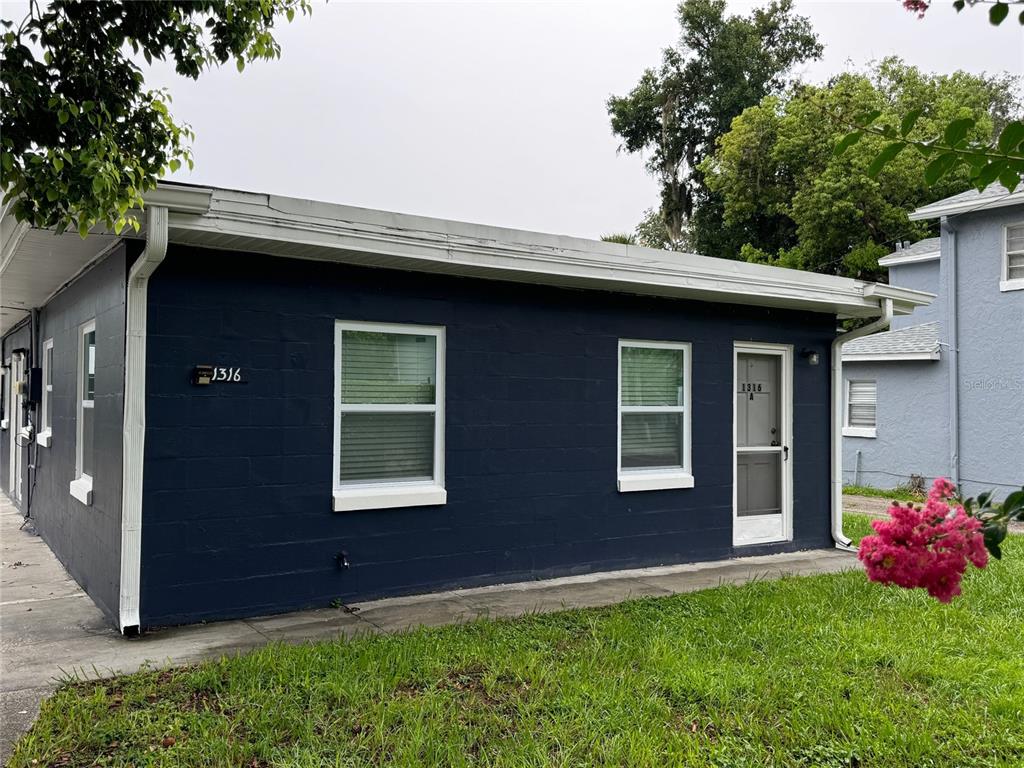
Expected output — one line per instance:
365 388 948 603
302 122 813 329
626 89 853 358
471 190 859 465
137 0 1024 239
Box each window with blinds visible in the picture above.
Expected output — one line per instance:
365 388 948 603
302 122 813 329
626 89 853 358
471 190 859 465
847 380 877 428
335 323 444 490
619 341 691 477
78 322 96 478
1005 224 1024 284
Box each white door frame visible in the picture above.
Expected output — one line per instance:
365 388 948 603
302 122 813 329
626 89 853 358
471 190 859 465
732 341 794 546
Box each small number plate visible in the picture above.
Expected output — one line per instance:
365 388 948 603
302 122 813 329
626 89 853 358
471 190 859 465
192 365 246 385
738 380 769 394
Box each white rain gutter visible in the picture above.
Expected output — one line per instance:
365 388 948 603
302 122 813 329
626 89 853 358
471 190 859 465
830 295 894 551
118 205 168 635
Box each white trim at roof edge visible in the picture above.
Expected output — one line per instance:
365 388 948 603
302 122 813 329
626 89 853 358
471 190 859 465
877 250 940 267
910 190 1024 221
118 205 168 636
155 184 932 320
842 351 941 362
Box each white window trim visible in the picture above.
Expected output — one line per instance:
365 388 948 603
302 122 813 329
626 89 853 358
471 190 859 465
1002 222 1024 292
617 339 693 493
842 378 876 439
332 320 446 512
0 361 8 431
36 338 53 447
71 319 95 505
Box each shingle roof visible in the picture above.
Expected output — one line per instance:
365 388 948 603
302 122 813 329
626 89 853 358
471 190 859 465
878 237 941 266
911 183 1024 220
842 321 941 361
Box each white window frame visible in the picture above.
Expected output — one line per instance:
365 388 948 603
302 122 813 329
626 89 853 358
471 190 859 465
0 362 8 431
1001 222 1024 292
617 339 694 492
37 338 53 447
333 320 446 512
70 320 95 505
842 378 877 439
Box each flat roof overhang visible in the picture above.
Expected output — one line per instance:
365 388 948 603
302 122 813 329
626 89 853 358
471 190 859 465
2 183 933 336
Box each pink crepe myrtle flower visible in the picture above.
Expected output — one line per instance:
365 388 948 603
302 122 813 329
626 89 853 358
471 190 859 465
902 0 930 19
858 477 988 602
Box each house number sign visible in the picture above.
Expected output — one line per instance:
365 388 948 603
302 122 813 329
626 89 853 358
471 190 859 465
192 365 246 385
738 380 769 394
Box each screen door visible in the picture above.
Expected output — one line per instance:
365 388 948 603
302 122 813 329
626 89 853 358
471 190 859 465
734 344 791 545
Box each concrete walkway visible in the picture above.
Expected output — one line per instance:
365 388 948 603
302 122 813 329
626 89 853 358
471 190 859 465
0 495 856 761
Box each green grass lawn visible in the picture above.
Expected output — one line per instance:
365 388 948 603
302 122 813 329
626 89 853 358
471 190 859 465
843 484 924 503
843 510 878 545
12 516 1023 768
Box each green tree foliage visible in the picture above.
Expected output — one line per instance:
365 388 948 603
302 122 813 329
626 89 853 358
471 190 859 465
1 0 310 236
600 233 637 245
606 0 821 253
702 59 1019 278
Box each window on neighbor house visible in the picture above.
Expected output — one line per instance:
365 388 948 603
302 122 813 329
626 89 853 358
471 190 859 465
333 321 446 511
617 340 693 492
38 338 53 447
70 320 96 505
1003 223 1024 291
844 379 877 438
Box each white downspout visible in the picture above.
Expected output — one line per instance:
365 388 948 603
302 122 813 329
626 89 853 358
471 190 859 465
118 205 168 635
830 296 894 551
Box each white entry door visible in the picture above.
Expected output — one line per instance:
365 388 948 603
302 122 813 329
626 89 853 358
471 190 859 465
734 343 792 545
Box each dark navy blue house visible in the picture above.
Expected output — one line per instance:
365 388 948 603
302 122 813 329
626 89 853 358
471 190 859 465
1 183 931 633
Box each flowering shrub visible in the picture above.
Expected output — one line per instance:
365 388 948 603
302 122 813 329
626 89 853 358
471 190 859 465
858 478 989 602
859 479 1024 601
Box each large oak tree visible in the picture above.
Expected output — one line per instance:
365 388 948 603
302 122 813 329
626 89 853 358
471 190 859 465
607 0 821 253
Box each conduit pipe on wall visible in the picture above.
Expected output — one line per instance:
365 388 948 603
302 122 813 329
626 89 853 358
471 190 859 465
118 205 168 635
831 296 894 551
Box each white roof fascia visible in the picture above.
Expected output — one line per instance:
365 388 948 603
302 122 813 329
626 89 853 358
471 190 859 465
910 190 1024 220
160 186 934 319
842 351 941 362
878 250 940 267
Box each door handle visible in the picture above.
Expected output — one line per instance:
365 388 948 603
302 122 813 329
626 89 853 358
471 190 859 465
783 446 789 461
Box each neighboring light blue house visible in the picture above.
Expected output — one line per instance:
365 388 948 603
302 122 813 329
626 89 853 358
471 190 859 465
842 185 1024 499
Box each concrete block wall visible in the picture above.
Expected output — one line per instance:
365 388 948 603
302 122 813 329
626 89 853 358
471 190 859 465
140 246 836 626
20 245 130 624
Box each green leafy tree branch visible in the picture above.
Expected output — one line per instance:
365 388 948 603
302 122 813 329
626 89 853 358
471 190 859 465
1 0 311 237
836 112 1024 193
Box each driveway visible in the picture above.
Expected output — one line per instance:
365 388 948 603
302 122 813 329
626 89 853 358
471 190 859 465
0 494 857 761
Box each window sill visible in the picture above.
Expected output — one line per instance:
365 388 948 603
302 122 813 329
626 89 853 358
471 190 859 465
618 471 695 493
333 484 447 512
69 476 93 506
36 430 52 448
842 426 876 439
999 278 1024 292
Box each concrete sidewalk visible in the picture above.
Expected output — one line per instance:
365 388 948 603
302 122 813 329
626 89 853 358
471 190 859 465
0 495 856 760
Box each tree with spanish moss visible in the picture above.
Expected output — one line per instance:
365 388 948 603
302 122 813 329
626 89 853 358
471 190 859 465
606 0 821 255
